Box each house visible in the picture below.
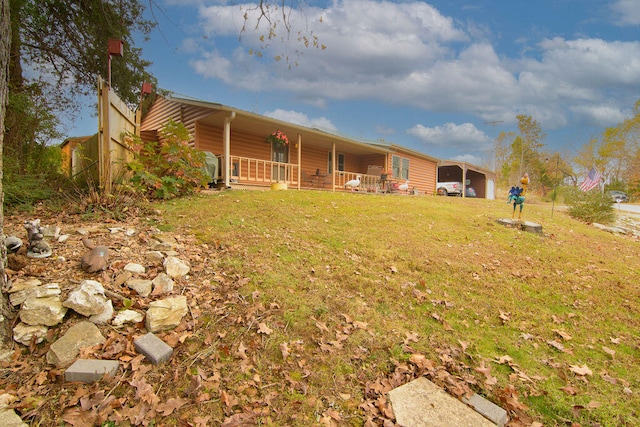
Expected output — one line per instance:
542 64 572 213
140 94 449 195
60 135 99 182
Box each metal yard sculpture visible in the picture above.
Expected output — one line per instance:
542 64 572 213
507 186 525 219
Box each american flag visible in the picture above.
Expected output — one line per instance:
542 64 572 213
579 167 602 192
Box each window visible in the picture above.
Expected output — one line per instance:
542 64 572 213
392 155 409 180
328 152 345 173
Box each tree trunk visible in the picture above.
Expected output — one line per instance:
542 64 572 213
0 0 12 354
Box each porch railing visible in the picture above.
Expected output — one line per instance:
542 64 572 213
226 155 299 185
221 155 384 192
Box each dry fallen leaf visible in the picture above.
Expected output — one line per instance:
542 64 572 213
569 364 593 376
499 311 510 323
280 342 290 361
155 397 189 416
547 340 566 352
602 346 616 357
553 329 572 341
257 322 273 335
560 385 579 395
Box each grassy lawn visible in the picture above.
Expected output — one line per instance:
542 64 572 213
150 189 639 426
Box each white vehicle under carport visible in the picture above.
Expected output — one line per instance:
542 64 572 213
436 181 464 196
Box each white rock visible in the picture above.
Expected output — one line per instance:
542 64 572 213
89 299 114 325
9 280 60 307
127 279 153 297
113 309 144 326
57 234 70 243
164 256 190 278
124 262 146 274
13 322 48 345
20 296 67 326
145 296 188 332
152 273 174 295
63 280 109 316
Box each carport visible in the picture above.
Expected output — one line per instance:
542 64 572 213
438 161 496 199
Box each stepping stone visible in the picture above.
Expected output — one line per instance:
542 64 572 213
65 359 120 383
388 377 497 427
496 218 542 233
463 393 508 427
134 332 173 364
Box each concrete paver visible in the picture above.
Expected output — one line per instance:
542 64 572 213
388 377 498 427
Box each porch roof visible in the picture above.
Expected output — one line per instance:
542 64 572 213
165 94 391 156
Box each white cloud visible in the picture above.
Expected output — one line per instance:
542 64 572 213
187 0 640 142
569 104 629 127
407 122 491 151
264 109 337 132
611 0 640 26
451 153 482 165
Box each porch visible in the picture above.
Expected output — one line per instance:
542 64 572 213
219 154 394 193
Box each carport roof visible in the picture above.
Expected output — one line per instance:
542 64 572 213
438 159 496 179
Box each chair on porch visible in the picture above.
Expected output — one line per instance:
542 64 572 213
301 170 315 187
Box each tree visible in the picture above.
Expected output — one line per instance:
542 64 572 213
500 115 546 191
5 0 157 174
241 0 325 66
0 0 11 350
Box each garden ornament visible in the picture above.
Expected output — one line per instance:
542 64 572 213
81 238 110 273
507 186 525 219
24 219 52 258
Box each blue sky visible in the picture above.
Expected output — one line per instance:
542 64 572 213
69 0 640 168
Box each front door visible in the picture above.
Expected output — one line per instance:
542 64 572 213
272 143 288 182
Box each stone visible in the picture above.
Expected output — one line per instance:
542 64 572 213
153 235 177 245
13 322 48 346
124 262 146 274
463 393 509 427
42 225 61 239
113 271 133 287
151 273 174 295
20 296 67 326
126 279 153 297
164 256 190 278
134 333 174 364
145 251 165 263
0 394 27 427
57 234 70 243
496 218 542 234
145 296 188 332
63 280 109 316
89 299 114 325
80 239 109 273
113 309 144 327
65 359 120 383
8 279 61 307
46 321 106 367
388 377 495 427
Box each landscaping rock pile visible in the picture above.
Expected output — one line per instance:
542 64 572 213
2 218 193 366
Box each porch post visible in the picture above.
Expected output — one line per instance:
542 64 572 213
223 112 236 188
331 142 336 192
297 133 301 190
462 163 467 198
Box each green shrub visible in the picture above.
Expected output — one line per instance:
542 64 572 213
565 187 615 224
126 119 207 199
3 144 71 211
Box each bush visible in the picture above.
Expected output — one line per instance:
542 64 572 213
126 120 208 199
565 187 615 224
3 145 72 211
